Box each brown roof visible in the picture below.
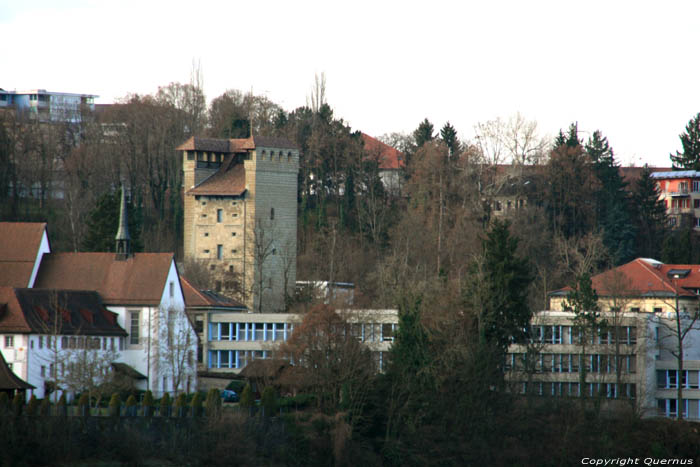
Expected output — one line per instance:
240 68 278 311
0 288 126 336
34 252 174 306
552 258 700 298
0 287 31 333
176 135 296 153
187 158 247 196
0 223 47 287
181 276 246 309
0 348 33 390
362 133 404 170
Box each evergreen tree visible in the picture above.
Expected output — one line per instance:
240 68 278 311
554 122 582 148
632 166 668 259
413 118 434 149
439 121 460 156
586 131 635 265
82 188 143 252
670 113 700 170
478 219 533 353
383 295 433 443
230 118 251 138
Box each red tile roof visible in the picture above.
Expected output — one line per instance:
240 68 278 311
187 157 246 196
362 133 404 170
0 223 47 287
553 258 700 298
0 288 126 336
180 276 246 309
33 253 175 306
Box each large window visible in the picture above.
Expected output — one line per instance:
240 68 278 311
217 209 223 223
129 311 140 345
217 244 223 260
4 336 13 348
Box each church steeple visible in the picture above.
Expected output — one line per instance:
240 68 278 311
115 185 131 260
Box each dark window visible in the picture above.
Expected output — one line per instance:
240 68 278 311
270 208 275 220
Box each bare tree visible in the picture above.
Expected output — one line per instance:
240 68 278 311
307 72 327 113
151 306 196 396
652 280 700 420
248 218 278 313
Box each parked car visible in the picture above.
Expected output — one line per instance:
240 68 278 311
221 389 239 403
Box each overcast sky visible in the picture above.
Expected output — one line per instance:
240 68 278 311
2 0 699 167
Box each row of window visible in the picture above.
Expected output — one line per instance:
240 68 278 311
516 381 636 399
506 353 637 374
5 335 125 351
208 349 388 372
209 350 269 369
208 322 397 343
656 370 700 389
209 322 292 342
530 326 637 345
657 398 700 419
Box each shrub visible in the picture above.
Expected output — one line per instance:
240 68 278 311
261 387 277 417
240 384 254 409
12 393 23 417
57 393 67 416
142 390 154 417
205 388 222 418
0 392 9 415
125 395 137 417
26 394 39 416
39 397 50 416
175 393 188 418
160 393 171 417
109 393 121 417
191 392 203 417
78 394 90 417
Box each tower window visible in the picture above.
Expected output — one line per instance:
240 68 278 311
204 232 209 237
270 208 275 220
217 209 223 223
231 232 236 237
217 244 223 260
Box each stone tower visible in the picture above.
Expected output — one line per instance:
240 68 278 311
178 136 299 312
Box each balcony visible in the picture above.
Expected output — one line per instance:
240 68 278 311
670 190 690 197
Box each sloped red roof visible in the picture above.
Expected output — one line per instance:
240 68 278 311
33 253 174 306
0 222 47 287
180 276 246 309
0 286 31 333
187 157 246 196
362 133 404 170
0 288 126 336
553 258 700 298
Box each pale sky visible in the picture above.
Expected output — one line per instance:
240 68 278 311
2 0 699 167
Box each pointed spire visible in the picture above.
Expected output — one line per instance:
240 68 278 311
115 184 131 259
